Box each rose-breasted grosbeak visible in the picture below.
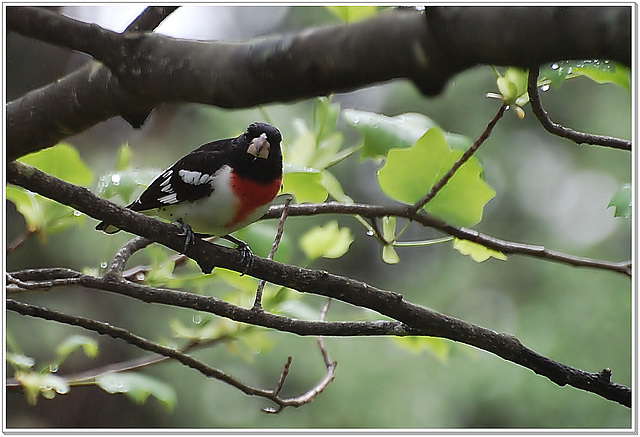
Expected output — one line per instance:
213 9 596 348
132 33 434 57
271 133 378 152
96 122 283 259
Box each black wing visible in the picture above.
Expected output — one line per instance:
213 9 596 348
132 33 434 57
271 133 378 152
128 139 235 212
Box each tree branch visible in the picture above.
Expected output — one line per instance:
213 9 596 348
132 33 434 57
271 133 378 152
527 65 632 151
6 6 631 161
264 203 632 277
6 239 631 407
5 298 335 412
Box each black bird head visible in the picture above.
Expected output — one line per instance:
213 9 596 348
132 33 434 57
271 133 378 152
234 122 283 183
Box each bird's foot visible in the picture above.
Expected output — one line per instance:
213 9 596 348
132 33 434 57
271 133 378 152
176 219 198 253
223 235 254 275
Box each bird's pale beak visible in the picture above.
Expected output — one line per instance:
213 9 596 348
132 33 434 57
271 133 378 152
247 133 270 159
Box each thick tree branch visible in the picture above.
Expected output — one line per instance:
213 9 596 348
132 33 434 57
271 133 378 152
527 65 632 151
6 6 631 161
5 162 632 406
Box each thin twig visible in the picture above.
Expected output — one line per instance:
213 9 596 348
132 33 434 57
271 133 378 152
527 66 631 151
6 269 414 337
107 236 154 277
124 6 179 33
6 229 37 255
411 103 508 213
253 196 292 310
263 299 337 413
317 299 335 368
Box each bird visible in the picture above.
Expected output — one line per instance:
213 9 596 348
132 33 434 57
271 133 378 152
96 122 283 266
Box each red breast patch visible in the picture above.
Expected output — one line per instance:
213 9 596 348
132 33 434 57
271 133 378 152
228 174 282 226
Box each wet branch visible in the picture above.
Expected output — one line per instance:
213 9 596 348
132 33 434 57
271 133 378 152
527 65 632 151
6 6 631 161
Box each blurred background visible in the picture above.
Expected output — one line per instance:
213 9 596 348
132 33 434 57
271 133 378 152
5 6 632 429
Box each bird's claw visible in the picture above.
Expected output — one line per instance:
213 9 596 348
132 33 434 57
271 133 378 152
235 241 254 275
222 235 254 275
176 219 196 253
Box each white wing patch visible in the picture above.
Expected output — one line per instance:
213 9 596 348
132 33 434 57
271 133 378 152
179 169 215 186
158 193 179 204
159 169 174 193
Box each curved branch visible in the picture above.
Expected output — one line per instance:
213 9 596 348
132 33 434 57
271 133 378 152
527 65 632 151
6 6 631 160
5 298 334 412
7 268 415 338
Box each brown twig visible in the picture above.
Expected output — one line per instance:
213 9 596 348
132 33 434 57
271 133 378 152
6 229 37 255
253 196 292 310
410 103 508 213
263 299 337 413
527 65 631 151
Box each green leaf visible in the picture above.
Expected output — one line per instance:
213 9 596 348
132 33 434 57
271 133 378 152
382 245 400 264
56 335 99 359
343 110 437 159
381 216 396 242
540 60 630 90
377 128 449 204
393 336 450 362
452 238 507 262
6 186 47 232
96 372 177 410
426 150 496 226
378 127 495 226
608 184 631 218
20 143 93 186
321 170 353 203
299 221 354 260
572 60 630 90
343 110 472 159
504 67 528 97
282 170 328 203
313 96 341 141
326 5 379 22
7 144 94 235
14 371 69 405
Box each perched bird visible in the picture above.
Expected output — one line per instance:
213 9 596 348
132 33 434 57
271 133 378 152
96 122 283 262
